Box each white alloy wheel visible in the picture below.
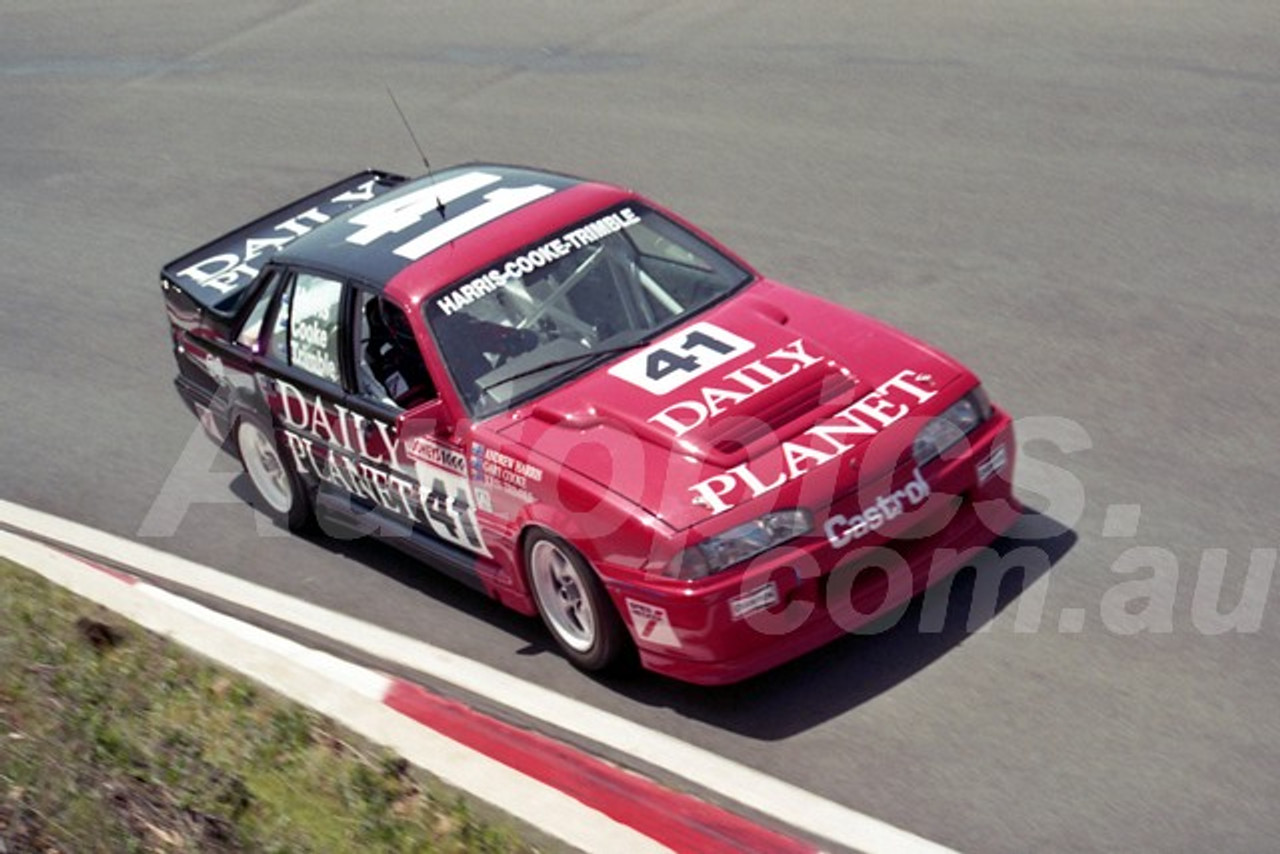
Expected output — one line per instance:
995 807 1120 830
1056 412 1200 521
529 538 596 652
237 418 295 516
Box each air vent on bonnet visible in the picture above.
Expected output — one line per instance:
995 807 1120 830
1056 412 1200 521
710 366 858 457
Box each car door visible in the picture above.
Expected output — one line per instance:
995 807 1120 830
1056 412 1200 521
249 269 495 567
253 267 368 518
344 287 493 559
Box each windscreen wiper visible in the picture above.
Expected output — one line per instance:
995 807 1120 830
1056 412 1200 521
478 331 658 393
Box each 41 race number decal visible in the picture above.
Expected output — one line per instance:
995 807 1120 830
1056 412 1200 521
346 171 555 262
608 322 754 395
410 463 491 557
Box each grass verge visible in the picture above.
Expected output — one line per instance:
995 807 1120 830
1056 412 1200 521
0 557 553 853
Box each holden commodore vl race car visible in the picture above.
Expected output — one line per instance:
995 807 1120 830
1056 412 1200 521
160 164 1019 684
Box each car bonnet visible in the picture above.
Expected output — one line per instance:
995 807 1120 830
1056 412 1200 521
498 281 971 532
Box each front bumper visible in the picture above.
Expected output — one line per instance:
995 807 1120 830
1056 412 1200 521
615 412 1020 685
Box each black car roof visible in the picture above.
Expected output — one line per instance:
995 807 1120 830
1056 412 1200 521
275 163 585 287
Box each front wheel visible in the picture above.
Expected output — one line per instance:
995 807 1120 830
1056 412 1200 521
525 532 631 673
235 415 311 531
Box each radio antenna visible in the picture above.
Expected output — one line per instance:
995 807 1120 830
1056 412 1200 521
386 85 446 217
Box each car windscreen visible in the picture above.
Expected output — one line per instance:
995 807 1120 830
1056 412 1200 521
423 204 754 418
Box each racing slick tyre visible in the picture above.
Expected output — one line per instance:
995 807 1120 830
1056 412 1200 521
235 414 311 532
526 531 632 673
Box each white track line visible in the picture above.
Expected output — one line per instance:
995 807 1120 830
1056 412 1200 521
0 499 960 854
0 529 671 854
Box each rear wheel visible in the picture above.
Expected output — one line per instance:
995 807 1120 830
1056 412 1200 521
235 415 310 531
525 532 630 673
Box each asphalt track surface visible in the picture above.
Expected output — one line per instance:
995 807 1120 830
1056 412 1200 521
2 3 1277 852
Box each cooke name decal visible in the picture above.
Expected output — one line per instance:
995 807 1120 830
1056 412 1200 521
435 207 642 316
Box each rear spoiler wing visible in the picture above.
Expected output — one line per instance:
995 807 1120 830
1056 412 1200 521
161 169 408 318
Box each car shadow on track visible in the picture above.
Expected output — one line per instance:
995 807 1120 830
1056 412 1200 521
596 508 1077 739
234 475 1075 739
227 476 556 650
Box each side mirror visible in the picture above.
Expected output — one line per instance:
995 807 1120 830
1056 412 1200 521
395 397 456 443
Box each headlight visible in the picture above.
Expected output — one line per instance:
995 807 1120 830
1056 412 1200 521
912 387 992 466
668 509 812 580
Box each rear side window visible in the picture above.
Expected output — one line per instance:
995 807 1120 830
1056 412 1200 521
266 272 345 384
234 270 283 352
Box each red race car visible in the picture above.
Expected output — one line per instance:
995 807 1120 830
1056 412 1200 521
160 164 1019 684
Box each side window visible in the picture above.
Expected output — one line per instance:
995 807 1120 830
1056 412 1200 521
354 290 436 410
234 270 282 352
267 277 292 364
266 272 344 385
